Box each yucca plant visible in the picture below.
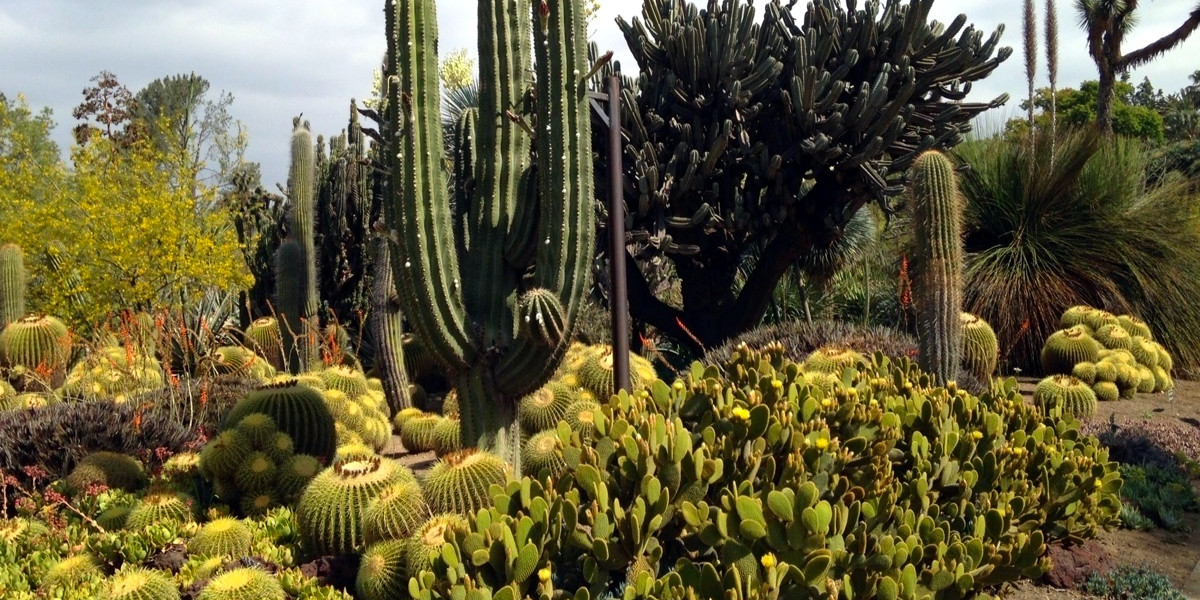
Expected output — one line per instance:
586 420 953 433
957 127 1200 375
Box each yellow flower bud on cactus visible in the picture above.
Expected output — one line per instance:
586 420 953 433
971 431 983 440
672 381 684 392
761 553 777 569
815 438 829 450
538 567 552 582
731 407 750 421
820 398 832 408
771 379 782 389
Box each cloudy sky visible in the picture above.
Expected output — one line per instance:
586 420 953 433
4 0 1200 188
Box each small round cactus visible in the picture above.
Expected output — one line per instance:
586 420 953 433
578 347 644 400
404 514 468 579
564 399 602 439
234 452 277 493
196 567 285 600
421 449 510 516
1116 314 1153 340
1039 326 1102 375
356 539 409 600
960 312 998 379
125 492 194 530
277 454 322 501
518 382 574 434
42 553 101 588
363 480 431 545
0 314 71 390
189 517 253 559
232 413 279 450
244 317 284 371
319 365 371 398
97 505 134 530
222 381 337 462
65 451 146 494
103 565 181 600
399 414 440 453
1094 323 1134 351
802 346 865 375
1129 337 1159 369
1092 381 1120 402
297 455 415 556
1060 305 1098 330
431 416 462 456
1034 375 1098 418
239 491 278 517
199 430 253 481
522 430 568 479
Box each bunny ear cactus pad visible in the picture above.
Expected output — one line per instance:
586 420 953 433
189 517 253 559
196 567 285 600
1039 326 1102 375
421 448 511 515
297 454 415 556
103 566 181 600
960 312 998 379
356 539 409 600
0 314 71 388
222 381 337 462
1034 375 1098 418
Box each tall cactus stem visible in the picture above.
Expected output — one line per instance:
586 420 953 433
0 244 26 328
909 150 964 384
370 229 411 412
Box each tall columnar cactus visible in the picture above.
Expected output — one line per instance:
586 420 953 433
281 119 320 372
0 244 26 328
384 0 595 470
369 230 411 412
908 151 964 384
275 239 307 374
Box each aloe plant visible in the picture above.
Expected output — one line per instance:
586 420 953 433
383 0 594 470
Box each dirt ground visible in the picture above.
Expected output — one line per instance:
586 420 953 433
383 379 1200 599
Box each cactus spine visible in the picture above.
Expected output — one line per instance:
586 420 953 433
385 0 594 470
908 151 964 384
0 244 26 328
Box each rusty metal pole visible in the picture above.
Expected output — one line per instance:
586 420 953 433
608 65 630 394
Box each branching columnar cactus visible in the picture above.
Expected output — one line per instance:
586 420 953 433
0 243 26 328
383 0 595 470
908 151 965 384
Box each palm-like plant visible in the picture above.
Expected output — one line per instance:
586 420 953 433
1075 0 1200 134
957 128 1200 375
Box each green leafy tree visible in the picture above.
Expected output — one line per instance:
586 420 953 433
1008 81 1164 141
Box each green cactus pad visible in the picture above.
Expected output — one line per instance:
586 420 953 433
234 452 277 493
403 514 468 580
189 517 253 558
125 492 193 530
363 480 431 545
1092 381 1120 402
1034 375 1098 418
1116 314 1153 340
1071 362 1098 385
431 416 462 456
1094 323 1134 351
356 539 409 600
421 449 511 515
960 313 998 379
222 381 337 462
564 399 602 440
518 382 575 434
199 430 253 481
239 491 278 518
319 365 371 398
277 454 322 501
802 346 866 375
0 314 71 388
522 430 568 479
66 451 146 494
196 567 285 600
103 566 181 600
233 413 278 450
399 414 440 453
42 553 101 588
518 288 567 347
1039 326 1102 375
297 454 414 556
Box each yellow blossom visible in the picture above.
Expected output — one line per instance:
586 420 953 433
672 381 685 392
761 553 777 569
538 567 552 582
731 407 750 421
771 379 783 389
971 431 983 440
815 438 829 450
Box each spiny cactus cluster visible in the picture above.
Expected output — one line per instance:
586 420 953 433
221 381 337 461
199 412 321 516
60 345 165 402
306 365 393 451
1040 305 1173 402
0 314 71 391
408 342 1121 600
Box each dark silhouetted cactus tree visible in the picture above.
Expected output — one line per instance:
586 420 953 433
604 0 1010 351
383 0 594 469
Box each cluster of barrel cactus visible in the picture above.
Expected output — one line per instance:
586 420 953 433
59 345 166 402
199 411 322 516
407 342 1120 599
1038 306 1173 411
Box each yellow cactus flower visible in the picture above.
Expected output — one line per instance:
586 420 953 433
815 438 830 450
731 407 750 421
761 553 777 569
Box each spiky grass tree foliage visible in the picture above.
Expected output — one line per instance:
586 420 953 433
196 567 285 600
421 449 510 516
959 129 1200 375
0 314 71 389
960 313 999 380
384 0 596 472
296 454 415 556
356 539 409 600
103 566 181 600
363 480 431 545
65 451 146 494
1034 375 1098 418
189 517 253 559
1040 326 1102 375
222 381 336 461
517 382 574 434
0 243 25 328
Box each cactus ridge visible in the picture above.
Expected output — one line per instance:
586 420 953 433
960 312 998 379
908 150 964 384
43 553 101 589
521 430 568 478
297 455 413 556
517 382 575 433
403 514 469 580
0 314 71 388
363 480 431 545
125 492 193 530
1116 314 1153 340
421 449 510 515
1034 375 1098 418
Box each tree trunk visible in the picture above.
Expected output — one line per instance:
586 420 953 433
1096 70 1116 135
370 233 411 414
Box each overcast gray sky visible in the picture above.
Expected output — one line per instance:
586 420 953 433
3 1 1200 189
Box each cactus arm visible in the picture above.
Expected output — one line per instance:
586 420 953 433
496 0 596 394
387 0 474 372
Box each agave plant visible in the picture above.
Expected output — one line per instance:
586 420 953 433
957 127 1200 375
